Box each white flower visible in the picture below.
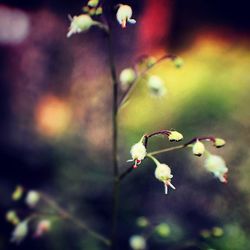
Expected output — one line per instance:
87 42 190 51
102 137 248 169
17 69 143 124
168 130 183 142
129 235 146 250
119 68 136 89
155 163 175 194
34 220 51 237
147 75 167 97
11 221 28 244
128 140 147 168
204 154 228 183
25 191 40 208
116 4 136 28
192 140 205 156
67 14 95 37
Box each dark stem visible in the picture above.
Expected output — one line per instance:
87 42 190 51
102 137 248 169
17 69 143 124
106 25 120 250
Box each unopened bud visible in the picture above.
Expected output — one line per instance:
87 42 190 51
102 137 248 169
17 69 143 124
129 235 146 250
147 75 166 97
168 131 183 142
192 140 205 156
155 223 171 237
87 0 99 7
12 186 24 201
34 220 51 237
6 210 20 225
25 191 40 208
214 138 226 148
119 68 136 89
173 57 184 68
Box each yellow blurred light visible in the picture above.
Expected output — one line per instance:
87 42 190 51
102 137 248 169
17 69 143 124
35 95 72 137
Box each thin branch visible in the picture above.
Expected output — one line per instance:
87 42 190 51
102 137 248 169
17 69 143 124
40 193 111 246
118 54 176 109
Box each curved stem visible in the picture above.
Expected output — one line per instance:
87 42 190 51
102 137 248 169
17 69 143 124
147 145 185 156
118 54 176 110
40 193 110 246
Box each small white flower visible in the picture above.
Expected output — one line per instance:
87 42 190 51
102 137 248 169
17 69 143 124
129 235 146 250
168 130 183 142
116 4 136 28
11 221 28 244
119 68 136 90
192 140 205 156
67 14 95 37
204 154 228 183
25 191 40 208
155 163 175 194
34 220 51 237
128 140 147 168
147 75 167 97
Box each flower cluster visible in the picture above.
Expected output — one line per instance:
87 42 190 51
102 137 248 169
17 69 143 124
128 132 228 194
6 187 51 244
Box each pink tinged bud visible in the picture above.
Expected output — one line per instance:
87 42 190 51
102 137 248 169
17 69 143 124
34 220 51 238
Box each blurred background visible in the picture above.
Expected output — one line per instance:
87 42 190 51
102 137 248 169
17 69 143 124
0 0 250 249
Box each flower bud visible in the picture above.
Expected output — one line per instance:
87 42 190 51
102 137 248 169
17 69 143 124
214 138 226 148
212 227 224 237
95 7 103 15
6 210 20 225
192 140 205 156
136 217 149 228
12 186 24 201
34 220 51 237
67 14 95 37
204 154 228 183
155 223 171 238
119 68 136 89
116 4 136 28
147 75 166 97
155 163 175 194
129 141 147 168
173 57 184 68
168 131 183 142
129 235 146 250
11 221 28 244
87 0 99 7
25 191 40 208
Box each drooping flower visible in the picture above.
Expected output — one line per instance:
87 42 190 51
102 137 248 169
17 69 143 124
25 191 40 208
214 138 226 148
168 130 183 142
67 14 95 37
192 139 205 156
154 162 175 194
204 154 228 183
129 235 146 250
116 4 136 28
34 220 51 237
11 221 28 244
119 68 136 90
147 75 167 97
128 139 147 168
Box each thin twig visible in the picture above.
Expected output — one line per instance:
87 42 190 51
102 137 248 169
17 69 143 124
40 193 111 246
118 54 176 109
